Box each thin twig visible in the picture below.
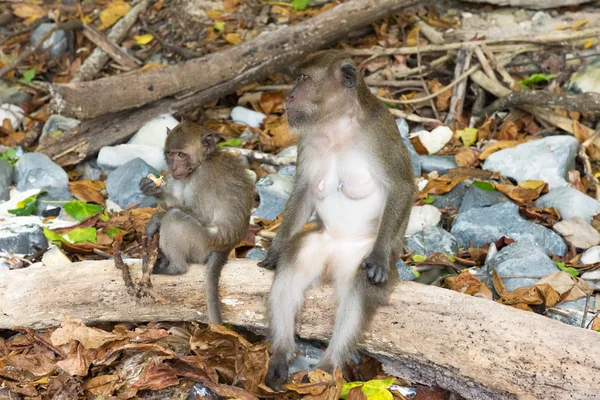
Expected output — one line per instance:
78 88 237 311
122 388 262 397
113 240 136 295
378 64 480 105
417 32 439 120
445 46 473 127
388 108 442 125
0 20 82 78
474 45 497 82
582 293 591 328
138 235 168 304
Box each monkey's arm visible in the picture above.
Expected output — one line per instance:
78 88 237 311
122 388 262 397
258 180 315 270
361 140 415 284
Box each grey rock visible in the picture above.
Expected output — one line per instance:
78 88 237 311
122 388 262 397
0 219 47 255
289 341 325 375
245 247 266 261
75 159 104 181
41 115 80 138
187 383 219 399
483 136 579 189
458 184 510 215
0 160 12 202
278 165 296 177
480 240 559 291
432 181 467 210
419 155 458 175
106 158 158 209
567 57 600 94
253 173 293 220
277 145 298 158
547 297 596 328
396 259 417 281
12 153 69 198
451 202 567 256
535 187 600 223
405 226 458 256
0 80 31 105
30 23 68 58
396 118 421 177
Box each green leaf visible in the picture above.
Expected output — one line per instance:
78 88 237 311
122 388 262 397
0 149 18 166
341 382 364 399
519 73 557 88
411 268 421 278
43 227 67 246
361 378 395 400
554 261 579 277
20 67 36 84
446 254 456 263
7 191 45 216
105 226 124 239
423 195 435 204
458 127 478 147
63 200 103 222
216 138 242 147
291 0 310 11
99 210 110 221
213 21 225 32
473 181 495 191
66 227 97 244
412 254 427 263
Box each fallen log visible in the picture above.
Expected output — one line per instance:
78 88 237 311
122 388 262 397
480 90 600 116
459 0 594 9
50 0 418 119
1 260 599 399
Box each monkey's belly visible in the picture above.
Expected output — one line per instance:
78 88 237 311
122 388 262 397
316 189 385 238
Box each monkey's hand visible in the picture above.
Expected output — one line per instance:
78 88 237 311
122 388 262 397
360 251 389 284
257 247 280 270
139 177 163 197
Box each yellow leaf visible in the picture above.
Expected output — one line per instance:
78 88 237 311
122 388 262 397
458 127 478 147
554 25 569 30
518 180 545 190
405 26 421 47
12 3 45 21
134 33 154 45
205 9 222 19
213 21 225 32
139 62 166 72
225 33 242 45
572 19 589 30
98 1 131 30
585 38 594 49
82 15 93 23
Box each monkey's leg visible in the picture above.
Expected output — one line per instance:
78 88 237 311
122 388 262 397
266 230 330 391
205 251 228 324
318 238 382 372
156 208 210 275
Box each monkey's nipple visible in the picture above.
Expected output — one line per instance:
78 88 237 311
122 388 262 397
318 180 324 191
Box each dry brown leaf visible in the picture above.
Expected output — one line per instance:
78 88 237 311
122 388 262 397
568 170 586 193
12 3 45 21
455 147 478 168
592 317 600 331
420 175 468 196
225 33 242 45
479 140 526 160
6 353 57 376
428 79 451 111
496 120 519 141
56 342 94 376
260 91 286 115
445 270 492 299
81 374 120 397
573 120 593 143
131 357 179 391
409 136 429 155
264 115 297 151
347 386 368 400
51 317 127 349
405 26 421 46
493 268 561 307
68 180 106 205
493 182 545 204
536 271 593 302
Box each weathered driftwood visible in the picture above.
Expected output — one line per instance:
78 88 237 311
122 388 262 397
50 0 418 119
1 259 599 400
459 0 594 9
480 90 600 116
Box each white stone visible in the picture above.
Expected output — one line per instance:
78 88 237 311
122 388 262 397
405 205 441 236
42 246 71 266
580 246 600 264
128 114 179 148
98 144 168 172
230 106 266 128
553 217 600 249
0 104 25 130
409 126 453 155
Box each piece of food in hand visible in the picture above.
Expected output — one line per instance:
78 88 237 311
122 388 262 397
147 173 166 187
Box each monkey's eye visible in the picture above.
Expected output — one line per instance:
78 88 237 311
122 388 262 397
177 152 185 158
299 74 309 81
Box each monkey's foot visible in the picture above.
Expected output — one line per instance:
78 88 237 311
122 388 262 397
265 354 289 391
257 252 278 270
360 252 389 284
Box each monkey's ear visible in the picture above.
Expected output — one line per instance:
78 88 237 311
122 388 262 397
340 64 357 88
201 133 217 155
166 127 172 135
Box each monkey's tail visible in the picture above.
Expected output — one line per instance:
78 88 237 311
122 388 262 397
205 251 228 324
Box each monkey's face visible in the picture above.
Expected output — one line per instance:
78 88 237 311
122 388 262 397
165 123 217 179
286 51 359 127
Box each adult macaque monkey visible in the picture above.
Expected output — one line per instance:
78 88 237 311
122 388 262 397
139 121 254 324
258 50 415 389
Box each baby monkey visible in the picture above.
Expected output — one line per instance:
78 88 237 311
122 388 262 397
140 121 254 324
258 50 415 389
